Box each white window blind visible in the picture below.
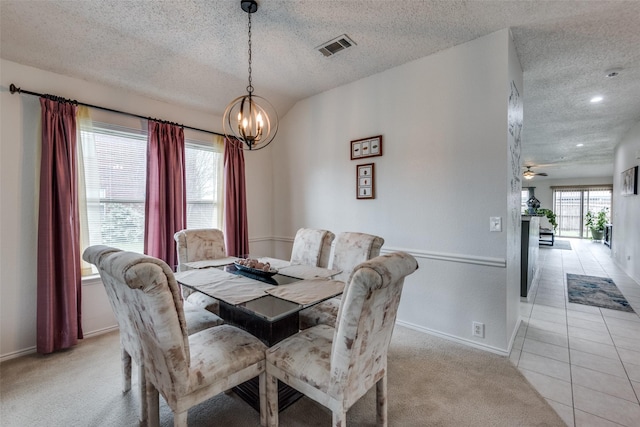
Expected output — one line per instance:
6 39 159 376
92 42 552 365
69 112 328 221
79 122 223 276
185 140 223 230
80 123 147 255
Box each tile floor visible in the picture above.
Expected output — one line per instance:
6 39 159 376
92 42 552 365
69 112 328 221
510 238 640 426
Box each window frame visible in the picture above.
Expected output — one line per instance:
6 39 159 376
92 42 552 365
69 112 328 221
551 185 612 238
79 119 224 278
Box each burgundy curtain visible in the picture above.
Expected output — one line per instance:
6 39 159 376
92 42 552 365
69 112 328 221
37 97 82 354
224 138 249 257
144 121 186 269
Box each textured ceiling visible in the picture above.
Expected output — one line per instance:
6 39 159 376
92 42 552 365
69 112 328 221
2 1 640 180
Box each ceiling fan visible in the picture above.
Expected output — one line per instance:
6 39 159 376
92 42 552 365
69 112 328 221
523 166 548 180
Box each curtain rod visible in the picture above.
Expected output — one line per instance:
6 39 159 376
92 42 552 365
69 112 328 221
550 184 613 190
9 83 226 138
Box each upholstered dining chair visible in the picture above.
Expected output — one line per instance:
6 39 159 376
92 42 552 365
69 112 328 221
84 245 225 425
290 228 335 268
174 228 227 272
266 251 418 427
299 232 384 329
83 246 266 427
174 228 227 312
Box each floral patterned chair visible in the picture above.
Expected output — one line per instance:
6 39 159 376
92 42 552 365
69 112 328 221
259 228 336 271
290 228 335 268
84 245 224 425
174 228 228 313
265 252 418 427
299 232 384 329
83 246 266 427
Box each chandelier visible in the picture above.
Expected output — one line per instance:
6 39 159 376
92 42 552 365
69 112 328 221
223 0 278 151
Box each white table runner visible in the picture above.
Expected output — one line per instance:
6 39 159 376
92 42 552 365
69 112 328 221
183 257 240 269
278 265 341 280
175 269 273 305
265 279 344 305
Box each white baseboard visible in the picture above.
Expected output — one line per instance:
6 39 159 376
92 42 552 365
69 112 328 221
0 325 119 363
396 320 510 356
0 345 37 363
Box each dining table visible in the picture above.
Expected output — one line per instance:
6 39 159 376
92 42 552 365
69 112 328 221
174 257 343 412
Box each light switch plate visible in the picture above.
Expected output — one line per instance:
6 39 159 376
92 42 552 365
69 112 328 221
490 217 502 232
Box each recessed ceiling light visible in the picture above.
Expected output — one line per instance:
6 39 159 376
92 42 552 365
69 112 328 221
576 143 584 147
590 96 603 103
605 68 622 78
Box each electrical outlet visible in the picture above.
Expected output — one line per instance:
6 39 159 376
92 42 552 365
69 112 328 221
473 322 485 338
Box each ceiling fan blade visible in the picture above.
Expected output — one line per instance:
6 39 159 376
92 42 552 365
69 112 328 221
536 172 548 176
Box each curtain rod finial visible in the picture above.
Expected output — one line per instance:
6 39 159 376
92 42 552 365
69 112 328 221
9 83 20 94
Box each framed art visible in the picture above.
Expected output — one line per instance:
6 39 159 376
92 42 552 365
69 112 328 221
621 165 638 196
356 163 375 199
351 135 382 160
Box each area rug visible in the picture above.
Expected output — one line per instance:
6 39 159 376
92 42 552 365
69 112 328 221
567 273 635 312
540 240 572 250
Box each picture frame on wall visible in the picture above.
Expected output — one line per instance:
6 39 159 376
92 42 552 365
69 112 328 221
621 165 638 196
357 163 375 199
351 135 382 160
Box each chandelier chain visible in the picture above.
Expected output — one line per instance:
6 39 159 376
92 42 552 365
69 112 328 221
223 0 278 151
246 12 253 94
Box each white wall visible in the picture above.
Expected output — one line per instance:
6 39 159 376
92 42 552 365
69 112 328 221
506 29 524 351
527 176 614 230
613 121 640 282
272 30 522 353
1 28 531 357
529 177 614 210
0 59 273 359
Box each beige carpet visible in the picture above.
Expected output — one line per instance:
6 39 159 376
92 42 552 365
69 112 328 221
0 326 565 426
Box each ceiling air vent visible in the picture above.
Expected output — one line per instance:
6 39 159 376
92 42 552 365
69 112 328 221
317 35 356 57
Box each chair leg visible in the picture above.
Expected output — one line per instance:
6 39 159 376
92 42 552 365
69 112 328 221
138 362 148 425
146 379 159 427
173 411 188 427
376 375 388 427
332 411 347 427
122 347 132 392
259 371 267 427
266 371 279 427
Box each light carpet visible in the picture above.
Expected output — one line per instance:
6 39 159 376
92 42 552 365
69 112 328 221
0 326 565 426
567 273 635 313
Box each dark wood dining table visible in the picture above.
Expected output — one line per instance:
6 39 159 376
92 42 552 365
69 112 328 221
174 258 343 412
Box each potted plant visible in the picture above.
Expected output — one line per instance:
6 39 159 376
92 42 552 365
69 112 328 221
585 207 609 241
536 208 558 231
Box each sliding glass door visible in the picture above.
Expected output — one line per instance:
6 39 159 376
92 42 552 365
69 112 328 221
553 186 612 238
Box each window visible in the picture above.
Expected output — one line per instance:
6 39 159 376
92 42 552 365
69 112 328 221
79 121 223 275
521 189 531 213
185 142 223 229
552 186 612 238
81 124 147 254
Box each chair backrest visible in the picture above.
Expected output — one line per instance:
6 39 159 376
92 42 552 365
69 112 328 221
290 228 336 268
174 228 226 271
83 245 191 396
329 232 384 282
328 251 418 402
83 245 139 356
